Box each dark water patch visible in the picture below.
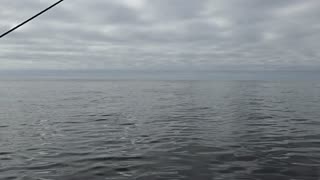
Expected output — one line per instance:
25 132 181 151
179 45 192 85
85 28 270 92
119 122 135 126
291 118 309 122
253 166 283 174
218 166 246 173
0 176 17 180
26 162 69 170
44 151 93 158
246 123 275 127
60 121 87 124
114 167 131 172
215 152 237 162
246 115 274 121
74 164 110 176
76 156 145 163
101 113 116 117
94 118 109 122
0 157 12 160
235 155 257 162
281 166 320 178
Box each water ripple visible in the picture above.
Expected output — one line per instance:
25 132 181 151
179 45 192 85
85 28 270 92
1 80 320 179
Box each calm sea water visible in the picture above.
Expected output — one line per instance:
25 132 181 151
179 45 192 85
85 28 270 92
1 80 320 180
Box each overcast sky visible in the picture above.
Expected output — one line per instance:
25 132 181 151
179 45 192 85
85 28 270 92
1 0 320 71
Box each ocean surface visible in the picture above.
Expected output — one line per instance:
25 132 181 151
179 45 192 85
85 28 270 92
1 79 320 180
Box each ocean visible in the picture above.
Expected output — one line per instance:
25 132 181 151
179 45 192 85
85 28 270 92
0 79 320 179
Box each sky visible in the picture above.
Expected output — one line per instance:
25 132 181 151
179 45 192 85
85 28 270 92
1 0 320 71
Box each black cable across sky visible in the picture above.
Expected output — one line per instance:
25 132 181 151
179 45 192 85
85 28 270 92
0 0 65 39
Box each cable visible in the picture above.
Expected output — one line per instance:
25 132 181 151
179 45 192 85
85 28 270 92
0 0 65 39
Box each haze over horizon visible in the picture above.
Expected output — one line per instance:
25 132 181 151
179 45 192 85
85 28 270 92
1 0 320 72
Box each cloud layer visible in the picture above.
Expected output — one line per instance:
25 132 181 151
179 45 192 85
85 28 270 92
1 0 320 71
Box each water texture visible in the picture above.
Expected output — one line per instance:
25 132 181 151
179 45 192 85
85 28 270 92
0 80 320 180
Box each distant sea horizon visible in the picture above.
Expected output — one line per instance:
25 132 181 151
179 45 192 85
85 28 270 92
1 70 320 81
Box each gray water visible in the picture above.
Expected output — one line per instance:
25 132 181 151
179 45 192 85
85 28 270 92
1 80 320 180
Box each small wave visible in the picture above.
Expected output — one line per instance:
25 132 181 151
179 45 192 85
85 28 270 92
94 118 109 122
75 156 145 164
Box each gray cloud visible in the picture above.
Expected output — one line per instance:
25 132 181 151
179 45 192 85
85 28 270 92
1 0 320 71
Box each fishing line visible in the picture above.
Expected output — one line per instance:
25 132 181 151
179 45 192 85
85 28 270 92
0 0 65 39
